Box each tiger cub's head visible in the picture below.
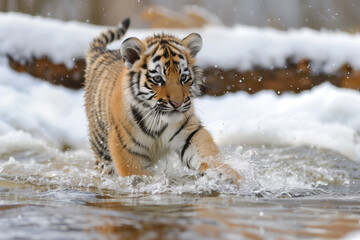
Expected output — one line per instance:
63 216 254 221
120 33 203 120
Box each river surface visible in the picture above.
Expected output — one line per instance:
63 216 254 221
0 144 360 240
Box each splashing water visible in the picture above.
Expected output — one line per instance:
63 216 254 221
0 131 357 198
0 132 360 240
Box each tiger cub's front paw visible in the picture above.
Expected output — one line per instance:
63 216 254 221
199 161 242 185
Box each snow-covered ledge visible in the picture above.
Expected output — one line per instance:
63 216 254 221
1 12 360 93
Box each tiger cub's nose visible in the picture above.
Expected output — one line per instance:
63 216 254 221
170 100 183 108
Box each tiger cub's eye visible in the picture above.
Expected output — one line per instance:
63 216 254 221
153 75 163 82
180 74 188 82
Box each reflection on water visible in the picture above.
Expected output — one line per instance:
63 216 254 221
0 144 360 239
0 189 360 240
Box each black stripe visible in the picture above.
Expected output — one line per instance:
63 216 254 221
109 31 115 42
169 48 177 57
169 115 192 142
114 123 151 161
93 127 107 146
147 79 158 85
144 82 152 90
164 48 169 58
128 71 139 97
90 138 111 162
89 54 100 65
90 46 105 54
137 91 148 96
157 123 168 137
151 44 160 55
119 122 149 151
131 106 153 138
96 39 104 45
153 55 161 62
131 106 168 138
92 128 109 152
181 125 202 161
147 93 156 100
122 18 130 29
147 41 156 48
186 156 193 169
102 33 109 44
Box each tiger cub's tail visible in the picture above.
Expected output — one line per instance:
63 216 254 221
87 18 130 58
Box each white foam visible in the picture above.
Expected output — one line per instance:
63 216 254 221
0 141 350 196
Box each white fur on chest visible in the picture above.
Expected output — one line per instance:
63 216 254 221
134 120 182 161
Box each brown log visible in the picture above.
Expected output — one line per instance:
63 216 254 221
7 55 360 94
8 55 85 89
201 59 357 96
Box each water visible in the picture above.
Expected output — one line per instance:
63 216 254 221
0 142 360 239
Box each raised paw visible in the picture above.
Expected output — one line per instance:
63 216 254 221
199 161 242 185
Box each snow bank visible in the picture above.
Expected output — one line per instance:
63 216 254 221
0 58 359 160
1 12 360 73
0 12 101 69
196 82 360 161
0 60 88 149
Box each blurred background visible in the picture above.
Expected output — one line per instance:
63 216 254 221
1 0 360 94
1 0 360 32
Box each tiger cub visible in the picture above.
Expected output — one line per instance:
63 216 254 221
84 18 241 182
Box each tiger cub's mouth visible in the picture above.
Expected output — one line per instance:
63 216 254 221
154 98 191 115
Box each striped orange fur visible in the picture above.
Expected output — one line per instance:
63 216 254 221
84 18 241 182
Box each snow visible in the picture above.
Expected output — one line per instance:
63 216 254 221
196 82 360 160
342 231 360 240
0 61 88 150
0 57 359 161
0 12 101 69
1 12 360 73
0 12 359 162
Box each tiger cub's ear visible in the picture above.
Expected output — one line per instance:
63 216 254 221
120 37 145 69
182 33 202 58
